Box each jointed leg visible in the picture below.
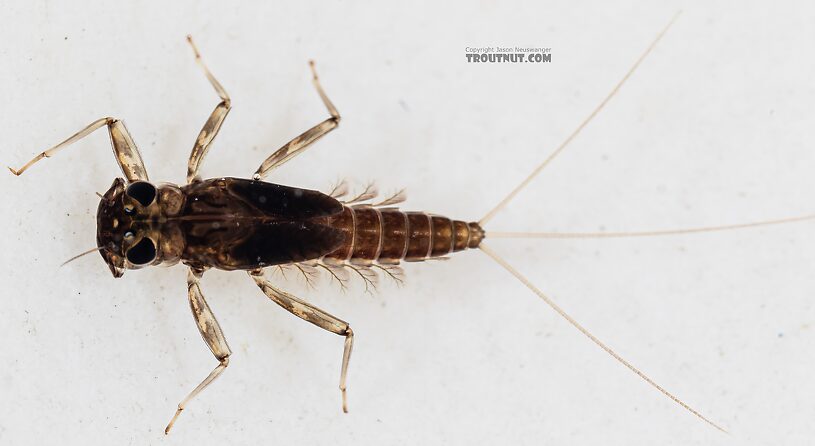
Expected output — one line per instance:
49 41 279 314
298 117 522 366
165 268 232 435
8 117 148 182
253 61 341 180
185 35 232 183
249 270 354 412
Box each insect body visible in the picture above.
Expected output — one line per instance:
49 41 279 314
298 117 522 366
98 176 484 282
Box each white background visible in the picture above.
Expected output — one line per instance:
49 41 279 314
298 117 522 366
1 1 814 445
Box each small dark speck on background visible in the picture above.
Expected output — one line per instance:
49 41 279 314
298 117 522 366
778 332 784 338
64 36 68 40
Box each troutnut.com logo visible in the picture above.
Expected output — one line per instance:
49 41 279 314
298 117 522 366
465 46 552 63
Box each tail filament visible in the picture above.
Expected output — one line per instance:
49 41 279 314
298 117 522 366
479 243 727 432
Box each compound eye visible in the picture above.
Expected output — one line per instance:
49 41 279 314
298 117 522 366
126 181 157 207
125 237 156 265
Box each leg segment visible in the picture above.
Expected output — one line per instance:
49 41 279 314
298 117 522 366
249 270 354 412
165 268 232 435
8 117 148 182
252 61 341 180
185 35 232 183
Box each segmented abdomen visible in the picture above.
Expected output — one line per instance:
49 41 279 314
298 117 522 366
322 206 485 265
